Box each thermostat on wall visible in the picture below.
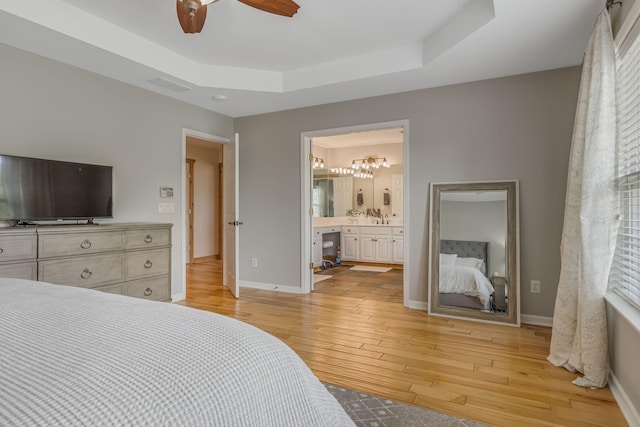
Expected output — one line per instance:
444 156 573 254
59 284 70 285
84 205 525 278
160 186 174 198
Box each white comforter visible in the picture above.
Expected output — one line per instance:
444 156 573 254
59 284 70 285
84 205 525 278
439 265 495 307
0 279 354 426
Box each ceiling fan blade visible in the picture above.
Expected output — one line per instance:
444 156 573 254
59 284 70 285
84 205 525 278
237 0 300 17
177 0 208 34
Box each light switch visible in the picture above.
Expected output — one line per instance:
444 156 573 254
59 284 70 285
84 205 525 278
158 202 175 213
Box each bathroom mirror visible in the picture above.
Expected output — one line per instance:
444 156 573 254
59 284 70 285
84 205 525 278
312 169 401 217
428 181 519 325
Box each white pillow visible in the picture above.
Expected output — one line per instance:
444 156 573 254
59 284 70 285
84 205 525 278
439 253 458 266
455 256 486 273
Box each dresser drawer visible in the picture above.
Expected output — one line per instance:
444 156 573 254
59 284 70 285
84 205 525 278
126 249 170 280
95 283 124 295
0 234 37 262
392 227 404 236
39 231 125 258
38 253 124 288
126 228 171 250
0 261 37 280
124 276 170 301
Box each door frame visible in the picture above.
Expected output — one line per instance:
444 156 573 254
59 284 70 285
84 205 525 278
186 158 196 264
180 128 231 301
300 119 411 307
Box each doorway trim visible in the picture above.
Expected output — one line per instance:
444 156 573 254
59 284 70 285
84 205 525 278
178 128 231 302
186 158 196 264
300 119 411 307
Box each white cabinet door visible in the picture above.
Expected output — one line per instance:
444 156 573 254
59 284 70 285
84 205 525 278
341 235 359 260
313 232 323 267
313 236 323 267
375 236 391 263
392 236 404 263
360 235 376 262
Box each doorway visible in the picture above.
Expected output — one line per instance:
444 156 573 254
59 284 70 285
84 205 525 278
181 129 236 301
301 120 410 307
186 137 223 267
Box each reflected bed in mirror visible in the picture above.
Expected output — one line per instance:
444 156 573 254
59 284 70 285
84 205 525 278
428 181 520 326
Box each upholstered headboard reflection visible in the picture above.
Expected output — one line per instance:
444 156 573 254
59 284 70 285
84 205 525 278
440 240 489 276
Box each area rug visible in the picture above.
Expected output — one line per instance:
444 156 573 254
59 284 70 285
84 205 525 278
350 266 392 273
324 383 487 427
314 274 332 284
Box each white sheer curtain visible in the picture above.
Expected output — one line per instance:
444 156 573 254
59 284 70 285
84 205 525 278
547 10 618 389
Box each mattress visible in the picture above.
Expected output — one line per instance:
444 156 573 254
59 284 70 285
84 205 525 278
0 278 354 426
439 264 494 307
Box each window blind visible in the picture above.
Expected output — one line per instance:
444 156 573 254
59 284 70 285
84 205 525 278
611 21 640 308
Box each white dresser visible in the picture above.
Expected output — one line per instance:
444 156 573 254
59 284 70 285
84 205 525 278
0 223 172 302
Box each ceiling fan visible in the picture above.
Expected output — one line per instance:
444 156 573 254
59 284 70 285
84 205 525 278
177 0 300 34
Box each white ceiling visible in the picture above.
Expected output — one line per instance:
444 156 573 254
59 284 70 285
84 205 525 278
0 0 603 118
313 128 403 149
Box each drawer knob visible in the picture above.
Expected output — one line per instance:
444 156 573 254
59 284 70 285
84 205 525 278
144 234 153 243
144 287 153 296
0 248 3 254
80 268 93 279
80 239 92 249
144 260 153 269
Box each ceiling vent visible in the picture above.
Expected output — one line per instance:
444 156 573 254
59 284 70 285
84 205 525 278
147 77 192 93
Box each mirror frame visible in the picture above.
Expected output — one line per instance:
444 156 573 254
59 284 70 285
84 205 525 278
428 180 520 326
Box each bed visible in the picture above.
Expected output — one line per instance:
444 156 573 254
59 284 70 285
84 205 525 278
438 240 495 310
0 278 354 426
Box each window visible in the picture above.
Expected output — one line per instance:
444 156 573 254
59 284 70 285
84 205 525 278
610 19 640 308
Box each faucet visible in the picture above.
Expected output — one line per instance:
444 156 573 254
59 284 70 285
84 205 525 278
385 214 389 224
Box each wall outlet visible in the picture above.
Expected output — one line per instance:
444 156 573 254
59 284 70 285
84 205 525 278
251 257 258 267
531 280 541 293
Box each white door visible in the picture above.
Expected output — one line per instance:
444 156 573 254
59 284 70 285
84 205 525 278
391 174 403 218
333 176 353 216
223 133 240 297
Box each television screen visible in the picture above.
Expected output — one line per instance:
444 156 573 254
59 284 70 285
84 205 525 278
0 154 113 221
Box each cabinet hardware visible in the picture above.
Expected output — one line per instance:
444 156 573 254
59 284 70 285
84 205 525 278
144 260 153 269
0 248 3 254
80 239 92 249
144 288 153 296
144 234 153 243
80 268 93 279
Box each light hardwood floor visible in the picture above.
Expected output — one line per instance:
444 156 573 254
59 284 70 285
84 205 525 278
180 261 627 427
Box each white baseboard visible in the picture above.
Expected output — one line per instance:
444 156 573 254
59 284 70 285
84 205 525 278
521 314 553 327
171 292 186 302
609 371 640 427
240 281 304 294
406 300 428 310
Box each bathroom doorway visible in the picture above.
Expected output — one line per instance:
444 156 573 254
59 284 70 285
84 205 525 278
302 121 409 305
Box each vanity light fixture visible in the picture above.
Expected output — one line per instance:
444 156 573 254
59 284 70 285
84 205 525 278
330 168 374 179
351 156 390 170
312 157 325 169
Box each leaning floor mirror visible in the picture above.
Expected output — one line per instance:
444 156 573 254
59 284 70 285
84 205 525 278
428 181 520 326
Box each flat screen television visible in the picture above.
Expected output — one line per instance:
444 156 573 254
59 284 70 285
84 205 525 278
0 154 113 223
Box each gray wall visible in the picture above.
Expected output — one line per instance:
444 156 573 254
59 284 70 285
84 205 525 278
0 42 234 297
440 200 507 277
236 66 581 317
